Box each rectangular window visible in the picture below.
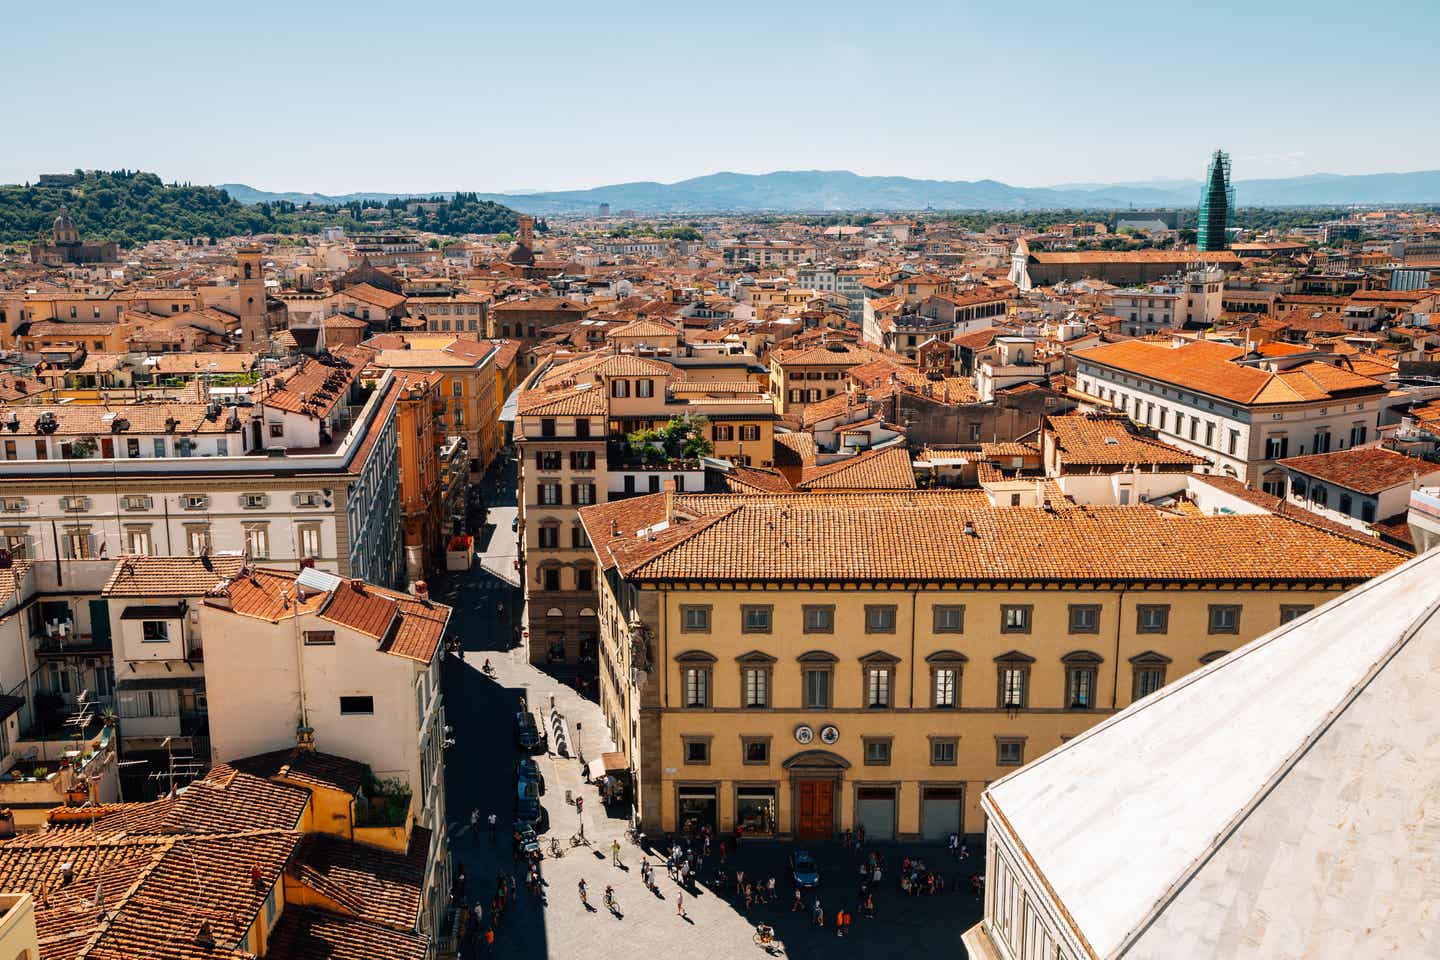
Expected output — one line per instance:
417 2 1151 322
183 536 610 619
680 605 710 633
1133 667 1165 700
864 605 897 634
299 526 321 559
1208 604 1241 635
930 738 958 766
933 605 964 633
245 525 269 560
802 605 833 634
575 419 591 439
538 525 560 549
611 379 629 398
125 527 152 555
339 695 374 715
714 425 734 441
863 737 892 766
576 567 593 592
741 605 772 633
304 631 336 645
865 666 892 708
538 483 562 505
1279 604 1313 624
923 654 957 705
803 667 831 709
996 739 1025 766
573 483 596 506
636 379 653 398
1001 605 1032 634
683 667 710 708
683 737 710 764
539 419 556 437
1068 604 1100 634
141 621 169 642
1136 604 1169 634
743 667 770 708
742 737 770 764
1065 666 1096 709
998 664 1029 709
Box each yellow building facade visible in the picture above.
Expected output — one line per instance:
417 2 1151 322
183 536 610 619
580 491 1403 841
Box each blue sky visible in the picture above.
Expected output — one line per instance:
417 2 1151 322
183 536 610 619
9 0 1438 193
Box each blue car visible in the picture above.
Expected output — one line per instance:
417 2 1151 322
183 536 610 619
789 850 820 889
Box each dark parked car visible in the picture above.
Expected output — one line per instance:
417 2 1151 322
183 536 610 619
513 820 542 855
515 792 547 832
515 711 545 753
516 757 545 793
789 850 820 889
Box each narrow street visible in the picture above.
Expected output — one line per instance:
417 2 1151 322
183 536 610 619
437 455 985 959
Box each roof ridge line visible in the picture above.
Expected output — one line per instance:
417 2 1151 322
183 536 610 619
1113 568 1440 957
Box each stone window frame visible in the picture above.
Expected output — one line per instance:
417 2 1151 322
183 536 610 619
740 735 772 766
676 650 716 709
999 604 1033 635
1060 650 1104 710
1136 603 1170 634
928 735 959 766
740 604 773 634
736 651 776 709
1279 603 1314 625
926 650 967 709
679 604 712 634
864 604 898 635
932 604 965 634
1207 603 1242 635
798 650 837 709
994 650 1035 709
802 604 835 634
862 736 893 767
682 734 712 765
1130 650 1172 701
995 736 1027 767
859 651 900 709
1067 603 1101 635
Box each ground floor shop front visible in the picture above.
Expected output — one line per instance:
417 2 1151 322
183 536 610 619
658 753 975 841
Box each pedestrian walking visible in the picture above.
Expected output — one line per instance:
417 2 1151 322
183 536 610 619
676 892 686 918
578 878 588 907
470 809 480 836
812 897 824 927
473 902 484 929
488 812 498 843
792 888 804 912
836 907 845 937
611 839 622 865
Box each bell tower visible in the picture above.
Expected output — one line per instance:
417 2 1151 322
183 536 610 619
236 245 268 349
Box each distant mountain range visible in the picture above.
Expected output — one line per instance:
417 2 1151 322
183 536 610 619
220 168 1440 214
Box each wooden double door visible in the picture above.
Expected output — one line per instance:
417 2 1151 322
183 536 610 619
796 779 835 840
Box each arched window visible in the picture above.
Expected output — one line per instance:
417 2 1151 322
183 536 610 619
244 262 253 279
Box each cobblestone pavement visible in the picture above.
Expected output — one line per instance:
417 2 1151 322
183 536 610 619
438 457 984 958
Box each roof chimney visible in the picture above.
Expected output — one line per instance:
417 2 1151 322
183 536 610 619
664 477 678 525
195 921 215 947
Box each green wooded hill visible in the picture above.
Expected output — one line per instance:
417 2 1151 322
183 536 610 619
0 170 519 247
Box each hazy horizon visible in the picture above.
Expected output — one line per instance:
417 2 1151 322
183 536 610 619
9 0 1440 194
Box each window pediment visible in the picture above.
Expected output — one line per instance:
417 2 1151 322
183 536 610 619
993 650 1036 664
925 649 969 663
675 649 717 664
797 650 838 663
735 650 777 664
1061 649 1104 664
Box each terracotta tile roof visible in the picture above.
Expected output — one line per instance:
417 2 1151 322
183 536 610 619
265 906 426 960
1029 249 1240 265
226 749 368 797
980 442 1040 460
209 567 448 664
338 283 407 310
608 317 680 339
1076 340 1387 406
1046 415 1205 468
102 554 247 598
593 493 1403 584
252 353 362 418
1278 447 1437 495
795 447 917 490
148 352 260 375
289 832 425 929
0 402 236 438
724 466 795 493
770 340 891 367
1188 475 1411 552
774 432 817 466
491 296 587 313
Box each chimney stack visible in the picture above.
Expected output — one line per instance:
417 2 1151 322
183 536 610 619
664 477 678 525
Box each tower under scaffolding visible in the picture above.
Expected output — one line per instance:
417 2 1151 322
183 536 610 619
1197 149 1234 252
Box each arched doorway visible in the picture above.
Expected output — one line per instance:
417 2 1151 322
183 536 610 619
783 749 849 840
